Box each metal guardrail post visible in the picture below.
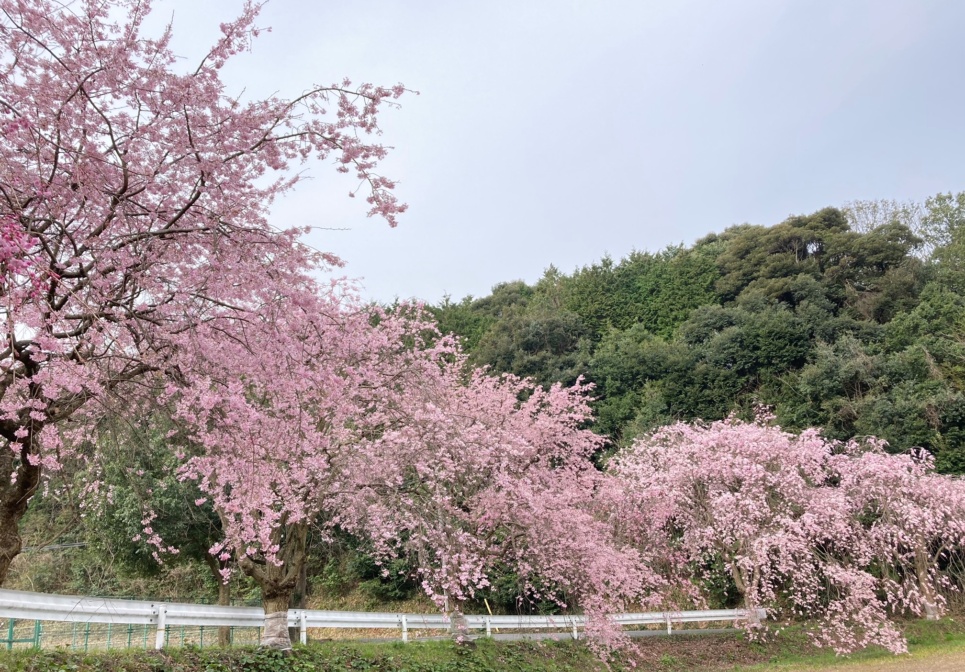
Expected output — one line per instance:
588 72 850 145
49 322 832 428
299 611 307 645
485 616 491 638
401 615 408 643
665 613 672 635
154 606 167 650
571 621 578 640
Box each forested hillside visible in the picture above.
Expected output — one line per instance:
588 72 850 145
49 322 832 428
432 195 965 472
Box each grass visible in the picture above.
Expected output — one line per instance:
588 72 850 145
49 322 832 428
0 639 608 672
2 617 964 672
717 617 965 671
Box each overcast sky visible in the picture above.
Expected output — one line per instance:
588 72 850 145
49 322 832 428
149 0 965 304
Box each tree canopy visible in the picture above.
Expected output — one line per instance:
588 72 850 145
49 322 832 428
434 201 965 468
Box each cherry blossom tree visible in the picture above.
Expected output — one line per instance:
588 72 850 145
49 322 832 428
832 449 965 622
167 293 446 648
341 369 657 651
168 287 652 650
0 2 653 653
0 0 407 583
610 418 910 654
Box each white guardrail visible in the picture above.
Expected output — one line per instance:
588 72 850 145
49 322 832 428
0 588 765 648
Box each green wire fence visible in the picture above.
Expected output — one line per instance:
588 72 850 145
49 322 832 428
1 618 261 651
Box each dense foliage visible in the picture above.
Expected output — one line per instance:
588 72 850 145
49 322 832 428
433 200 965 470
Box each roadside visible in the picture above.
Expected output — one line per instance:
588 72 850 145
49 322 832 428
741 647 965 672
2 615 964 672
620 615 965 672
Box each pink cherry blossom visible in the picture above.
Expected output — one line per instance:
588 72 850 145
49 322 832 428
0 0 407 583
611 417 965 655
164 290 649 650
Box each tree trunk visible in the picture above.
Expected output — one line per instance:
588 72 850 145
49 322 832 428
288 560 308 644
204 554 233 646
0 509 24 586
731 564 762 625
217 574 232 646
262 589 294 649
0 437 42 586
236 522 309 650
449 609 470 641
915 549 941 620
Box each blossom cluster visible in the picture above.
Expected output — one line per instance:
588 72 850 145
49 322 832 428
0 0 408 577
610 417 965 654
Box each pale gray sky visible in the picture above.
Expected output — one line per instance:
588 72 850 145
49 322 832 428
150 0 965 303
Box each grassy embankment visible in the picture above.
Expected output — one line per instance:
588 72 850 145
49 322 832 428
1 616 964 672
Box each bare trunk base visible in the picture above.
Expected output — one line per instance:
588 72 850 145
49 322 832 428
218 577 232 646
915 561 942 621
235 523 308 650
261 594 292 650
204 554 233 646
288 562 308 644
449 610 470 642
731 566 762 626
